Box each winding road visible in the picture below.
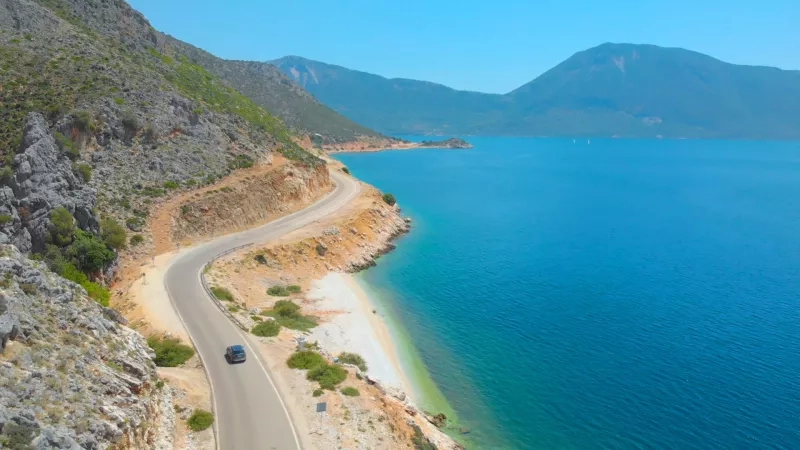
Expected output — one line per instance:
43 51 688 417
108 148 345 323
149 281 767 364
164 170 360 450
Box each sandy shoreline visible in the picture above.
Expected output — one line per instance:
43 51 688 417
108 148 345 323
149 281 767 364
307 273 416 398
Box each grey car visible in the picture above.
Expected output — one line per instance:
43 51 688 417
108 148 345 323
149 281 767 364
225 345 247 364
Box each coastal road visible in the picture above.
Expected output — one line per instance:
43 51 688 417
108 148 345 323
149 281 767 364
165 170 360 450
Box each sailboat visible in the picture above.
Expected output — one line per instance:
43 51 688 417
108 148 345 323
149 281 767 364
573 139 576 144
587 139 591 144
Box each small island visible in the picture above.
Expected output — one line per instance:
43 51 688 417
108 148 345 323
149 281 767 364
418 137 473 149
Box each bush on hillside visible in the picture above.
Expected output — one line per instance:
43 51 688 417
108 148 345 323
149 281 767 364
340 386 360 397
261 300 317 331
312 389 324 397
187 410 214 432
382 193 396 206
74 162 92 182
251 320 280 337
266 285 290 296
67 229 115 273
287 351 325 370
307 363 348 390
100 217 127 250
54 131 80 161
338 352 368 372
130 234 145 246
147 336 195 367
210 286 234 302
49 207 75 246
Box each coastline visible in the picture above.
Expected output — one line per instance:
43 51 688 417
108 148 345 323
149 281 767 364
327 144 472 154
198 179 464 449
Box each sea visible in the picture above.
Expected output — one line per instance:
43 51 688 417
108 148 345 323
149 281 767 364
334 137 800 450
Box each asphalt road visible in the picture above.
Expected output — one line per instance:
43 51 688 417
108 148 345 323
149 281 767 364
164 170 360 450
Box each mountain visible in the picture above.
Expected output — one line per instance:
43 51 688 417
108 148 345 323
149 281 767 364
159 40 385 144
272 56 505 135
273 45 800 139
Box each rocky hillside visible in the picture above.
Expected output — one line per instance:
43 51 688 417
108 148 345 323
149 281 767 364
160 38 386 145
0 245 171 448
0 0 330 261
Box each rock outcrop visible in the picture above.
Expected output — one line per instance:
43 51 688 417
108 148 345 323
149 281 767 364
419 137 473 149
0 245 171 449
0 113 99 254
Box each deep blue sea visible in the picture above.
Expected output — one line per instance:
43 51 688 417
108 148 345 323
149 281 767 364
335 137 800 450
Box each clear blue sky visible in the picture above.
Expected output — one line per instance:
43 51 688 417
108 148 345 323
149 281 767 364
128 0 798 94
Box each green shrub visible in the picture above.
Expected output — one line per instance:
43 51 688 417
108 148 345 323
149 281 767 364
147 336 195 367
261 300 318 331
83 280 111 306
312 389 324 397
287 351 325 370
54 131 80 161
210 286 234 302
0 214 12 225
250 315 263 321
19 283 37 295
341 167 350 174
229 154 254 169
287 285 302 293
307 363 348 390
267 285 290 296
113 97 125 105
0 166 13 185
1 421 39 449
66 229 115 272
130 234 144 246
61 263 110 306
338 352 368 372
254 253 268 265
272 300 301 315
141 186 165 197
74 110 95 132
74 163 92 182
227 304 241 313
163 180 180 189
49 207 75 246
126 217 145 230
100 217 127 250
251 320 280 337
340 386 360 397
382 193 397 206
186 410 214 432
121 109 139 132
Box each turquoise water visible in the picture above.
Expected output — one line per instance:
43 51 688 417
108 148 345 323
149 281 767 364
335 138 800 449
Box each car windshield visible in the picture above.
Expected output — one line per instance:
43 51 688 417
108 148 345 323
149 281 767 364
231 346 245 354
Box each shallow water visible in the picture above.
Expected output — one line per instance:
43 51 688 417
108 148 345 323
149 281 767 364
336 138 800 449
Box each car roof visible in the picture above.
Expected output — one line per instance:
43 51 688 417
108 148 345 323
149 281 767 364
231 345 245 352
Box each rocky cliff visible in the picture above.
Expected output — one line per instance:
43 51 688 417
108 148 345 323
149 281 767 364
0 245 172 449
0 113 99 255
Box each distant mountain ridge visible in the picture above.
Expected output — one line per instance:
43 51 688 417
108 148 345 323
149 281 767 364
272 44 800 139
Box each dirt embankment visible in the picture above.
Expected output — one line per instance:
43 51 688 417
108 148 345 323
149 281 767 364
208 184 409 308
153 158 332 253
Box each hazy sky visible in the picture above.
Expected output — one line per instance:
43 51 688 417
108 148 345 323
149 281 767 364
128 0 799 93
